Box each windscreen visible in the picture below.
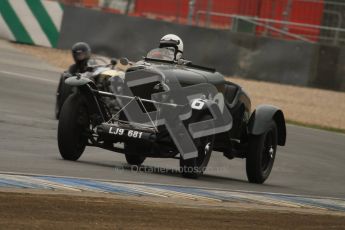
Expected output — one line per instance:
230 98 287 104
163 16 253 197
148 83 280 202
146 48 175 61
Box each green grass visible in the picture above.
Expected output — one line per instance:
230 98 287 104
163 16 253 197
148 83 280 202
286 119 345 134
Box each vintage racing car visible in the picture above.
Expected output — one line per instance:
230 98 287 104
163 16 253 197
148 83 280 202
57 48 286 183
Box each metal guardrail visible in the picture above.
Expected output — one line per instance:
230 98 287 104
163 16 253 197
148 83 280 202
301 0 345 6
195 10 345 45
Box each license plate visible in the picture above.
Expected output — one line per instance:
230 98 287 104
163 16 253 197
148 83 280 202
108 127 143 139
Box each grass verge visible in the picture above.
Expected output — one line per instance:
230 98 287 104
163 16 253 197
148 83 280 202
286 119 345 134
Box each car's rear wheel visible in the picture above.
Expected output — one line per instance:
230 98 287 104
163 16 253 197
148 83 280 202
58 94 89 161
124 143 147 166
180 113 214 178
246 121 278 184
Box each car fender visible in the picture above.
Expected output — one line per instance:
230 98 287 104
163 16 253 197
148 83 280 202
65 76 93 86
248 104 286 146
65 76 107 121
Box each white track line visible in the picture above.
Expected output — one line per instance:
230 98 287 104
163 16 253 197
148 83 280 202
1 171 344 202
0 70 57 84
1 174 81 192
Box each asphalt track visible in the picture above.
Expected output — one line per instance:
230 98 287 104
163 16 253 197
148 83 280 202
1 40 345 199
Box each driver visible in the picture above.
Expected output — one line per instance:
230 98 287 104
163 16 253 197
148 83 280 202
159 34 184 61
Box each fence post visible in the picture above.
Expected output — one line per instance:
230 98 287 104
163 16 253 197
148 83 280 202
103 0 111 8
205 0 213 28
282 0 293 34
125 0 133 15
188 0 196 25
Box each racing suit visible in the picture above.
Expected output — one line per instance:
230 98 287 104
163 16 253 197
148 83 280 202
55 62 89 118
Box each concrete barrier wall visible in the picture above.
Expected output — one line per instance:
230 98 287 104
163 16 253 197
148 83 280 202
311 45 345 91
58 6 320 88
0 0 64 48
233 37 317 86
336 48 345 91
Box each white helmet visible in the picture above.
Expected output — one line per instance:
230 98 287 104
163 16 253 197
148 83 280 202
159 34 184 60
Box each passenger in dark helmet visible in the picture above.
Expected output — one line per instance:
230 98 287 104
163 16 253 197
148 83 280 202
55 42 92 119
68 42 92 75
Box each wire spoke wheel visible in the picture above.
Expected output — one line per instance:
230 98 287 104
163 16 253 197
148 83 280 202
124 142 148 166
180 113 214 178
261 130 275 172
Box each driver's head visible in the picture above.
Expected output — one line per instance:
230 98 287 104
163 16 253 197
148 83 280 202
159 34 183 60
71 42 91 66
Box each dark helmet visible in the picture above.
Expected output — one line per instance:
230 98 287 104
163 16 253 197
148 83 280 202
71 42 91 64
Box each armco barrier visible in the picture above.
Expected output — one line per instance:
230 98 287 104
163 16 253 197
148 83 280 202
0 0 63 48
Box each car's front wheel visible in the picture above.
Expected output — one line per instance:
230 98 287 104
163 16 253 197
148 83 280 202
180 113 214 178
124 143 147 166
246 121 278 184
58 94 89 161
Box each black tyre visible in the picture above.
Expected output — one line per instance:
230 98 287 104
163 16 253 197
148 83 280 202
180 114 214 178
58 94 89 161
246 121 278 184
124 143 147 166
55 76 73 119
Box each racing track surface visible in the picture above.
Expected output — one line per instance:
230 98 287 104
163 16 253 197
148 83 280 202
1 40 345 199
